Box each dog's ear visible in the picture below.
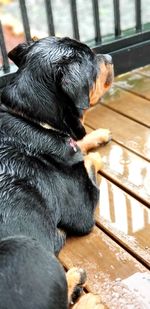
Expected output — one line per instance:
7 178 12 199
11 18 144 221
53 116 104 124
52 66 87 140
8 40 35 67
60 63 90 111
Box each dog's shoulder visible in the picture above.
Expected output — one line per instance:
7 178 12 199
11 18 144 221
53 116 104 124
0 106 83 168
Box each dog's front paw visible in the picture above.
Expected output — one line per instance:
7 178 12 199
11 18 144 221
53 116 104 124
88 128 112 146
73 293 105 309
85 152 103 172
80 129 111 153
66 268 87 305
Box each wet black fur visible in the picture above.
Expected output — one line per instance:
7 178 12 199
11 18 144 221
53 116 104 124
0 36 100 309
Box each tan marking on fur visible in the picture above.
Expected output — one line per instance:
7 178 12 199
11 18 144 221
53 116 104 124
32 36 39 41
90 62 113 106
73 293 105 309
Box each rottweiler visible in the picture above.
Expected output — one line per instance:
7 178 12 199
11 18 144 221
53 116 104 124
0 36 113 308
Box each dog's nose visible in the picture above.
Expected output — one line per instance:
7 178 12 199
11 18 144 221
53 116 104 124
104 54 112 65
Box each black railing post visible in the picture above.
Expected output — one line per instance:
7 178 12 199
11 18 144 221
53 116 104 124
70 0 80 40
113 0 121 37
135 0 142 32
19 0 31 41
0 0 150 79
92 0 101 43
0 21 10 73
45 0 55 36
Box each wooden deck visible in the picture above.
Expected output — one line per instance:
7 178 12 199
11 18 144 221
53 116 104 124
59 65 150 308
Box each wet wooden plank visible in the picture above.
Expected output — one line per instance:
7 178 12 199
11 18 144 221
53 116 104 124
95 176 150 268
85 126 150 206
114 72 150 100
99 141 150 206
138 65 150 77
59 226 148 309
85 104 150 161
101 86 150 127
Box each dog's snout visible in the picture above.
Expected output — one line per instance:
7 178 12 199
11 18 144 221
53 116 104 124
104 54 112 65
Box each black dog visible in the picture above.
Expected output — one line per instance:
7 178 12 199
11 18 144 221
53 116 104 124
0 36 113 308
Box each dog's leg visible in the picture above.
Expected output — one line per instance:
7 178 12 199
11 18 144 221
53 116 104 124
66 268 87 305
84 152 103 184
77 128 111 154
72 293 105 309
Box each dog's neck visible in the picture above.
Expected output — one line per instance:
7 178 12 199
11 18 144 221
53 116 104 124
1 104 78 152
1 104 61 133
40 122 60 132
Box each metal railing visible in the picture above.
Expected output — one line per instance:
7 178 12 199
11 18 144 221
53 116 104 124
0 0 150 84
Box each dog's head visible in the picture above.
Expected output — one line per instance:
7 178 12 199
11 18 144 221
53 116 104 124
1 37 113 140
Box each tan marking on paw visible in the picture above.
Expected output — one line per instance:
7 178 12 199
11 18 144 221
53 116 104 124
84 152 103 173
32 36 39 41
84 129 111 146
66 268 86 304
77 129 111 154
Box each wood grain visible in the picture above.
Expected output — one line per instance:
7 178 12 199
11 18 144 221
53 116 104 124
84 126 150 206
101 85 150 127
59 226 148 309
85 104 150 161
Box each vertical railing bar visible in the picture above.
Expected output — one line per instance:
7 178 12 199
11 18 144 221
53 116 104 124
135 0 142 32
92 0 101 43
45 0 55 36
113 0 121 37
19 0 31 41
70 0 80 40
0 21 10 73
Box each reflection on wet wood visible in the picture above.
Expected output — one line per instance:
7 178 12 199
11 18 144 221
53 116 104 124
84 125 150 206
101 86 150 127
85 104 150 161
115 72 150 100
96 176 150 268
59 227 148 309
99 141 150 206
